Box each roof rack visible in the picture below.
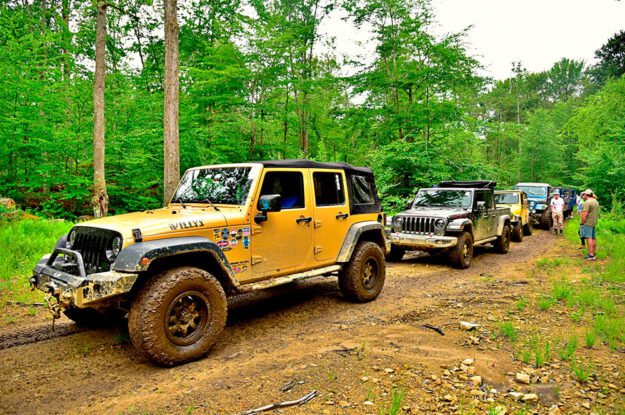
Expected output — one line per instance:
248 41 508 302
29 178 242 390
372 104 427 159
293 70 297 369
437 180 497 189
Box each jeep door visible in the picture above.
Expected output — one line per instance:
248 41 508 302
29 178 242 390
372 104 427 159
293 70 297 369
310 169 351 262
250 169 315 276
474 190 496 240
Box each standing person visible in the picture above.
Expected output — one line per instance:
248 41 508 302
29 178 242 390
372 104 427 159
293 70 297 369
580 189 600 260
550 192 565 235
577 191 586 249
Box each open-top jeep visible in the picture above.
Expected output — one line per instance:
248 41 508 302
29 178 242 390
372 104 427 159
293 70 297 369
386 181 512 269
31 160 388 365
495 190 532 242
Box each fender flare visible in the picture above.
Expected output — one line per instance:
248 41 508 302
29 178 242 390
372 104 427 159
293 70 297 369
496 215 511 235
447 218 473 234
112 236 239 288
336 221 386 263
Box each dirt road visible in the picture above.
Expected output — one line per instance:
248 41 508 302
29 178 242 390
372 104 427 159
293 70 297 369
0 230 618 414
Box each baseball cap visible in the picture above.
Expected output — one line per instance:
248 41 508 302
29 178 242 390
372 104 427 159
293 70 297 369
583 189 594 196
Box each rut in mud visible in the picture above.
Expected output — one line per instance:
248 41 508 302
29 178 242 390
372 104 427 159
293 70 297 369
1 230 620 415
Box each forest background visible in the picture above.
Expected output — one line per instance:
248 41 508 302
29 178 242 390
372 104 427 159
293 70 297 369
1 0 624 219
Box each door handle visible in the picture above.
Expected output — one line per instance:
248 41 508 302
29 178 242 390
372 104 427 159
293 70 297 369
296 216 312 224
336 213 349 220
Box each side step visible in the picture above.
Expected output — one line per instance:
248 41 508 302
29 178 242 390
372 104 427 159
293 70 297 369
238 265 342 293
473 236 497 246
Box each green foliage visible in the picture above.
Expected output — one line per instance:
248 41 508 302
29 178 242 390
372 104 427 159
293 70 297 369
0 216 73 304
558 336 578 361
499 322 519 343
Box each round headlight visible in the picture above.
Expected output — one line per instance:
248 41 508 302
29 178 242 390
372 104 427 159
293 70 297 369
393 216 404 227
67 230 76 249
112 236 122 256
434 218 446 228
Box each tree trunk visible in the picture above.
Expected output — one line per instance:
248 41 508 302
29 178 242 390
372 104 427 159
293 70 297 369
163 0 180 204
93 0 108 217
61 0 71 80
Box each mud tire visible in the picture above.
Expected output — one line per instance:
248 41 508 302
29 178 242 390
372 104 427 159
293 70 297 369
339 241 386 303
64 307 126 327
523 222 533 236
385 245 406 262
511 222 523 242
449 231 473 269
539 210 552 230
494 223 511 254
128 267 227 366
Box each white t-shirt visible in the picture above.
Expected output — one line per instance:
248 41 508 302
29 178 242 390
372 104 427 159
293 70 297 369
551 198 564 213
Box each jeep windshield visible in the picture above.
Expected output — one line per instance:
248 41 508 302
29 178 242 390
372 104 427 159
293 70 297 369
412 189 472 209
515 186 547 197
495 193 519 204
172 167 255 205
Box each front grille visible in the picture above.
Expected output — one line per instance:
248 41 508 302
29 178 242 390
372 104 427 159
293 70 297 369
70 226 119 274
401 217 435 234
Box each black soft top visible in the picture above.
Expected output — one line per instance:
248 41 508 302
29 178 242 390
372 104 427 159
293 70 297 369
261 159 380 214
261 159 373 175
437 180 497 189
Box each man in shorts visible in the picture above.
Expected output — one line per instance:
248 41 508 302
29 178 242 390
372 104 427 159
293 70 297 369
580 189 599 260
550 192 565 235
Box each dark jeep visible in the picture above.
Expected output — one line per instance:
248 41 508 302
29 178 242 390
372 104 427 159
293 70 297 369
386 181 512 269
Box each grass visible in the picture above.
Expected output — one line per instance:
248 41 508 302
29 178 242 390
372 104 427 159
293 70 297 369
551 277 573 302
571 359 593 383
558 336 578 361
499 322 519 342
515 297 528 311
537 294 556 311
584 330 597 348
380 387 405 415
594 316 625 351
0 216 73 306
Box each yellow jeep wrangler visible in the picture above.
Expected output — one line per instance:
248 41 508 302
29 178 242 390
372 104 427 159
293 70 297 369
494 190 532 242
31 160 388 365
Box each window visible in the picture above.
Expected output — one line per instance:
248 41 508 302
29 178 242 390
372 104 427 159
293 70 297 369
494 193 519 204
313 172 345 206
172 167 253 205
475 191 494 210
351 175 375 205
258 171 305 210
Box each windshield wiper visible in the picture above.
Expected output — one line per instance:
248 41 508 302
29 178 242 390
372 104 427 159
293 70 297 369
201 198 220 211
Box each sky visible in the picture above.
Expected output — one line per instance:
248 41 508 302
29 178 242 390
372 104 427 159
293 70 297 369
321 0 625 80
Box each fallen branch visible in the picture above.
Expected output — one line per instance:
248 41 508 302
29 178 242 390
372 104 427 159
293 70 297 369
234 390 318 415
422 324 445 336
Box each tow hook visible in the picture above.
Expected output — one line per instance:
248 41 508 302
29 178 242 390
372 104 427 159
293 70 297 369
43 282 61 324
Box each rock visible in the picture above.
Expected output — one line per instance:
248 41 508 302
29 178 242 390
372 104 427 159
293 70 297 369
460 321 479 331
462 358 475 366
338 401 351 408
492 406 507 415
548 406 562 415
509 392 524 400
582 401 591 409
443 370 451 376
466 366 476 375
522 393 538 402
0 198 16 209
364 401 374 406
471 389 486 398
360 376 369 382
516 373 531 384
384 368 395 374
442 394 454 402
470 376 482 386
469 336 480 344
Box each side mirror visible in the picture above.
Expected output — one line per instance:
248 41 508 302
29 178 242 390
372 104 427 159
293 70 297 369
254 194 281 224
477 201 486 211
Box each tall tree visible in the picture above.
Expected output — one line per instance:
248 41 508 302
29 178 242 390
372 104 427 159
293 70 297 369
93 0 108 217
163 0 180 204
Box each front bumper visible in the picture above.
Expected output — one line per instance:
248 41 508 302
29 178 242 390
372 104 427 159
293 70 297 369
389 232 458 249
30 248 138 309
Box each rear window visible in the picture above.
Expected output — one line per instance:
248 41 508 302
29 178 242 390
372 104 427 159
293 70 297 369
350 175 375 205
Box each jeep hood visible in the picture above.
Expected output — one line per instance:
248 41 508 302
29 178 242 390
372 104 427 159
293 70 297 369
76 207 233 244
397 207 470 219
